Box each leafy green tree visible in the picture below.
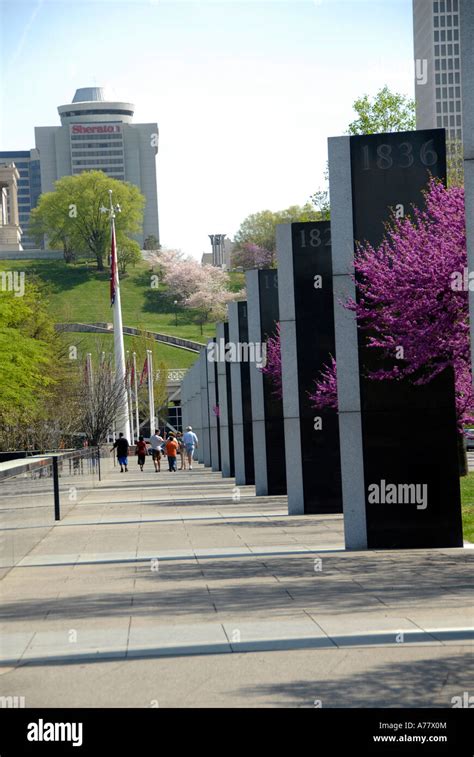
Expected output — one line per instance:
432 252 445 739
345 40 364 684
310 164 330 220
30 171 145 271
347 85 416 135
234 203 323 254
310 87 417 218
0 283 56 434
117 237 142 274
28 190 76 262
447 138 464 188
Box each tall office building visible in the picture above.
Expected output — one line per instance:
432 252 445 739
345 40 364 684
0 149 41 249
413 0 463 141
35 87 159 247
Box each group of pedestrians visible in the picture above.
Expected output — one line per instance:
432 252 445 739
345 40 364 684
111 427 199 474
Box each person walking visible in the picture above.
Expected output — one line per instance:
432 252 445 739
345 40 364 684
165 434 179 472
135 435 148 472
149 428 164 472
176 432 186 470
112 432 129 473
183 426 199 470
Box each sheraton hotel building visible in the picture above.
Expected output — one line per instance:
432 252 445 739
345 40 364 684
0 87 159 248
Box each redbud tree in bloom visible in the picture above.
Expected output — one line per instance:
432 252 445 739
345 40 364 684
310 180 474 429
261 322 283 399
231 243 275 271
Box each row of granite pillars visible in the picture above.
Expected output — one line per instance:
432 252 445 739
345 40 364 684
180 3 474 548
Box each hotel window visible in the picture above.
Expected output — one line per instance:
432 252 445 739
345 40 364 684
437 116 443 127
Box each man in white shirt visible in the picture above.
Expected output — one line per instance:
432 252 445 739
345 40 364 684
182 426 199 470
149 428 164 472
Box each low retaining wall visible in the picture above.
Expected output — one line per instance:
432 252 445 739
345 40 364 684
56 322 204 353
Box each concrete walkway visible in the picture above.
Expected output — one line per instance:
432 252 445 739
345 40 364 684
1 459 472 708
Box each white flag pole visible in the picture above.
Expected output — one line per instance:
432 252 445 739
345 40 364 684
133 351 140 436
126 350 135 444
147 349 155 437
102 190 131 443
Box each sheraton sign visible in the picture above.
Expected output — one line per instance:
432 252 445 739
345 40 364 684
70 124 121 134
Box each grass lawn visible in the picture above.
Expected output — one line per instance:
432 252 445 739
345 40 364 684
58 332 198 369
0 258 217 343
460 472 474 543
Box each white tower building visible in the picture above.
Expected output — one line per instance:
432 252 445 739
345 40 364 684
35 87 159 246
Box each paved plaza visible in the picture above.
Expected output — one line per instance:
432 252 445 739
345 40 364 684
1 459 472 708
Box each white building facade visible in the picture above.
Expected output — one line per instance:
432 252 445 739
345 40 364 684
35 87 159 246
413 0 463 141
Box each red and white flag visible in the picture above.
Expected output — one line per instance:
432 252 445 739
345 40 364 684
139 356 148 387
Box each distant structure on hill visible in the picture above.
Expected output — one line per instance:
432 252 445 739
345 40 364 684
205 234 234 269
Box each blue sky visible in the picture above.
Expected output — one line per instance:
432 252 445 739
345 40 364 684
0 0 415 257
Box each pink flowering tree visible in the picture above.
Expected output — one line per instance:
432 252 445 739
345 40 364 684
185 266 245 334
159 250 207 302
157 250 244 333
261 322 282 399
310 180 473 439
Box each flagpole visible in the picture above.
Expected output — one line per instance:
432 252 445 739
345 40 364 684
101 189 131 442
133 351 140 437
126 351 135 443
86 352 95 439
147 349 155 437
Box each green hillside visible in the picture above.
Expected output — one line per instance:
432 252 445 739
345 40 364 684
0 258 216 366
58 332 197 369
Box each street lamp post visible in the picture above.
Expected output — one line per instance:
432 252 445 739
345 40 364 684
174 299 178 327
